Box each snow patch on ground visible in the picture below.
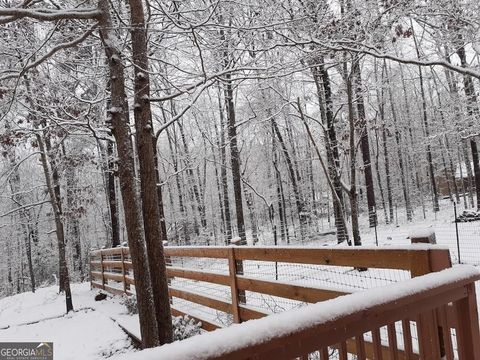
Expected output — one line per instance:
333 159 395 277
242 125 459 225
0 283 139 359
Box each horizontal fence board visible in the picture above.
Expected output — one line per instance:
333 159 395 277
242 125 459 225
165 247 230 259
167 267 230 286
233 247 417 270
103 284 126 296
238 305 269 321
90 271 103 279
102 260 124 268
91 281 103 290
236 276 348 303
90 247 127 256
103 272 125 282
169 287 232 314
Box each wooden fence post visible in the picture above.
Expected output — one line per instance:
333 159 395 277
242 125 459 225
228 247 241 323
100 250 106 290
89 253 93 290
164 242 173 305
121 248 127 294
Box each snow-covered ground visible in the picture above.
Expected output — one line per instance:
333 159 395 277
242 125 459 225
0 283 138 359
358 200 480 265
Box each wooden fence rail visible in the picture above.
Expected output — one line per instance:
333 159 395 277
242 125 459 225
90 245 457 358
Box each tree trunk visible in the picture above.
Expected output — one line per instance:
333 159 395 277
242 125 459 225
217 89 233 243
127 0 173 344
374 127 388 223
98 0 160 347
398 61 421 210
243 180 259 244
36 134 73 313
374 61 393 224
210 130 226 238
412 28 439 212
64 156 83 280
385 63 412 220
4 132 36 293
381 126 394 222
352 61 377 226
153 140 168 243
166 127 190 244
297 98 350 246
311 61 349 243
178 120 205 232
458 146 469 207
107 139 120 247
346 73 361 245
271 116 305 241
224 78 247 244
456 44 480 210
273 140 288 244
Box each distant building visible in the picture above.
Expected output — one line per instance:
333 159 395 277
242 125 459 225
455 161 474 180
437 162 475 198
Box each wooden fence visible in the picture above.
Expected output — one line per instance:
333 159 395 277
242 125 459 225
90 245 460 358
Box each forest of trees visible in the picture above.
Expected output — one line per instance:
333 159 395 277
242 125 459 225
1 0 480 347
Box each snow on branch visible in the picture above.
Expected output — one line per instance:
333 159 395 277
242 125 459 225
0 200 51 218
0 24 97 82
313 40 480 80
0 7 102 24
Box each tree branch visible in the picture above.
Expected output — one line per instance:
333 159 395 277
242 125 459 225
0 7 102 23
0 24 97 82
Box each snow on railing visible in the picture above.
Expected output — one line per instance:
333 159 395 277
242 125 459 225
116 266 480 360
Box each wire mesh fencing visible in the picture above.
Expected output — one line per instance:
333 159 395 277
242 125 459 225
164 248 430 359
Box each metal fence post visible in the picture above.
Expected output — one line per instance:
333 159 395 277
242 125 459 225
454 201 461 264
395 203 398 227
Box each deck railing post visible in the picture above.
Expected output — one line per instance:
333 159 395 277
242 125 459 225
455 283 480 359
416 311 442 359
410 248 452 360
227 247 241 323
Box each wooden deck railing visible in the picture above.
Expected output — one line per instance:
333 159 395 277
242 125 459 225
90 245 458 358
143 266 480 360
